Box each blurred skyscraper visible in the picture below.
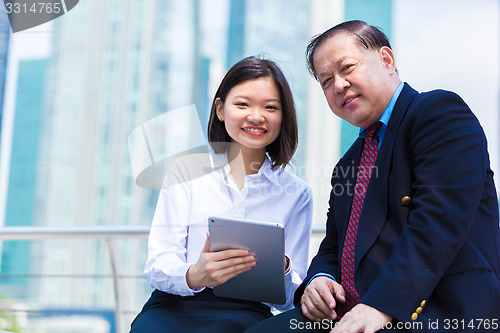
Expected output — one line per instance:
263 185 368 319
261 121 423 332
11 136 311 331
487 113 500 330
0 6 9 142
1 59 47 296
32 0 200 311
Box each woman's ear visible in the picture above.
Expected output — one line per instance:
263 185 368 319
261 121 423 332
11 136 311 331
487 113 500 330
379 46 397 74
215 98 224 121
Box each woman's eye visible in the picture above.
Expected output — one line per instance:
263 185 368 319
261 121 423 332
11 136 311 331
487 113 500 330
266 105 279 110
236 102 248 107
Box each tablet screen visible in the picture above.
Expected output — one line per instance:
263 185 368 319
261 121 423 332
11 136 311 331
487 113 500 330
209 216 286 304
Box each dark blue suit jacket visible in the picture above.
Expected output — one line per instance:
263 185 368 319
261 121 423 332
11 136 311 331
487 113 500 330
295 84 500 328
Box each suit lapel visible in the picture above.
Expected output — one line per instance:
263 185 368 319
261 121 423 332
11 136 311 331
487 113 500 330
355 84 418 269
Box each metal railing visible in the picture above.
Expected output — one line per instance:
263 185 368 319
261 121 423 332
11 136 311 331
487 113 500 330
0 226 326 333
0 225 151 333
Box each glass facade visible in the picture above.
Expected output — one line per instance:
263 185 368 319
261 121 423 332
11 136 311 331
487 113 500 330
1 60 46 295
0 7 8 142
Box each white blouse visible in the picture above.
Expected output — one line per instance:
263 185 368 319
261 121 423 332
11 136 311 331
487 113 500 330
145 152 313 311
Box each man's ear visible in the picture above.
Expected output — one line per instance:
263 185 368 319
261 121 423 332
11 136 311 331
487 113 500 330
379 46 397 74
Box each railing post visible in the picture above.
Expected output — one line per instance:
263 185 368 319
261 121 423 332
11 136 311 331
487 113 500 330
106 238 129 333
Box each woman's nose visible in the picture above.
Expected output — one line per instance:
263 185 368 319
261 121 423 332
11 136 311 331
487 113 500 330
247 108 265 122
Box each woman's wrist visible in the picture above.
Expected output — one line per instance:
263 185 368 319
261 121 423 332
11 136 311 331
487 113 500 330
284 254 291 274
186 264 199 289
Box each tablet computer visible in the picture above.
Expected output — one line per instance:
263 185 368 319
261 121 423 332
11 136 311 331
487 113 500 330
208 216 286 304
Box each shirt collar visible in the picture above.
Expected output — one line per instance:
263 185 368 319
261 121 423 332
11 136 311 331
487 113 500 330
359 82 404 140
221 153 280 185
259 155 280 185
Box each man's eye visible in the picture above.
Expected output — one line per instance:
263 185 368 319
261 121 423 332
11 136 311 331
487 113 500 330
342 64 353 72
321 78 332 88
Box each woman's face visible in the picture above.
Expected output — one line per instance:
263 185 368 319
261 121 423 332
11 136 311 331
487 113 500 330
216 77 283 155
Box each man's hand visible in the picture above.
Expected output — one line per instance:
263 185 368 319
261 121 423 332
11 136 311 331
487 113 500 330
301 276 346 321
331 303 392 333
186 233 256 289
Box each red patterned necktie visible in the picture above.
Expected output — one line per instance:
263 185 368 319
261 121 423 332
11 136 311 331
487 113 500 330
338 122 382 318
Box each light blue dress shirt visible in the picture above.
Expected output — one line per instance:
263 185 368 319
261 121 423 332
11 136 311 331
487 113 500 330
359 82 404 148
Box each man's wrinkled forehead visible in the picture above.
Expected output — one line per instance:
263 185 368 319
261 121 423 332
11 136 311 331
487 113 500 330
313 32 364 74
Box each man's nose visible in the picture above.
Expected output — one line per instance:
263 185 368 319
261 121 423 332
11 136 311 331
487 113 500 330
334 76 350 94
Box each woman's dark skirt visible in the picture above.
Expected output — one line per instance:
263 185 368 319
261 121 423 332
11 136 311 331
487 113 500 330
130 289 273 333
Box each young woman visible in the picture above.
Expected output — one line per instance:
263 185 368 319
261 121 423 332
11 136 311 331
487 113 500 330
130 57 312 333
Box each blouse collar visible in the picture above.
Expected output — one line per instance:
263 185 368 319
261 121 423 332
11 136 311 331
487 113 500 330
219 153 280 185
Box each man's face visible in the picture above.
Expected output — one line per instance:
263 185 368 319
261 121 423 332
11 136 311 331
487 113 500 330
313 32 398 128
